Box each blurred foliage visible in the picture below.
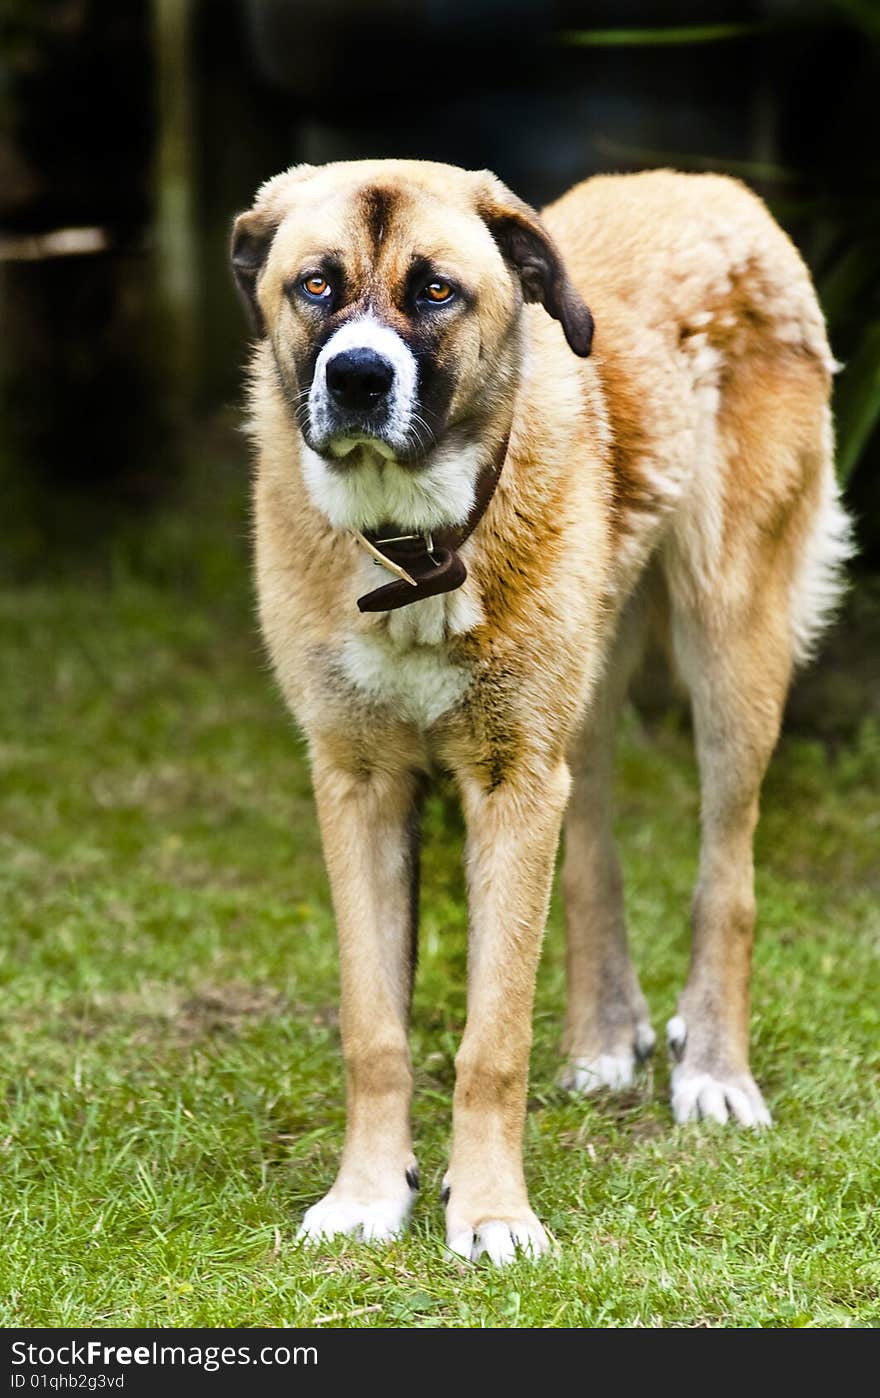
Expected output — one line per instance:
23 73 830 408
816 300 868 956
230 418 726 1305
832 323 880 485
559 22 767 46
2 0 878 578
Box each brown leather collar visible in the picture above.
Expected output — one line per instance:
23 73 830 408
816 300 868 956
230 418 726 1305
354 432 510 613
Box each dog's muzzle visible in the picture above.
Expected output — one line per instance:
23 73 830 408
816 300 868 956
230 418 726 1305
307 315 419 458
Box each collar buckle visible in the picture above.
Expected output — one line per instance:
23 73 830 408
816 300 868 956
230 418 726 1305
373 530 438 565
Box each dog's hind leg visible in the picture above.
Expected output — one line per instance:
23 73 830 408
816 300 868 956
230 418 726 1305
663 365 849 1127
664 590 788 1128
560 588 655 1094
298 748 424 1245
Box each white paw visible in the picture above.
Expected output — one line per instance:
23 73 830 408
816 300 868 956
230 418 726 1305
562 1051 636 1092
670 1066 772 1127
561 1021 655 1094
298 1190 414 1244
666 1016 771 1127
447 1215 550 1265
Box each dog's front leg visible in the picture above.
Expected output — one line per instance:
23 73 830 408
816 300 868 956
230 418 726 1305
298 749 422 1245
445 757 571 1264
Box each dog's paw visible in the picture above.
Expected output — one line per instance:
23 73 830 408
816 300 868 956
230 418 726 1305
667 1017 771 1128
560 1020 655 1094
446 1213 550 1265
298 1185 415 1245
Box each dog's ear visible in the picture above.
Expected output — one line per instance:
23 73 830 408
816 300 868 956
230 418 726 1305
230 165 316 336
230 208 277 336
476 175 594 357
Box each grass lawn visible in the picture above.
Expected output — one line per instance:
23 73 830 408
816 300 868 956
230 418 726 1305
1 573 878 1328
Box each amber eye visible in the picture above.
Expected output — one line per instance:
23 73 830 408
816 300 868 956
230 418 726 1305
300 274 331 301
420 279 455 306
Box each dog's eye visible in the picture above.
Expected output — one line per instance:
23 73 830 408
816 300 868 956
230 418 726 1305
419 279 455 306
300 274 332 301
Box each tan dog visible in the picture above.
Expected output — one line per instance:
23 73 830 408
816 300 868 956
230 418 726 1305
232 160 850 1263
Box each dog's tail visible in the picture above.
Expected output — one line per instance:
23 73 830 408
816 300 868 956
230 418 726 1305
788 404 855 667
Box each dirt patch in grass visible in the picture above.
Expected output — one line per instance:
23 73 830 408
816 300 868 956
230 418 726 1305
6 981 339 1051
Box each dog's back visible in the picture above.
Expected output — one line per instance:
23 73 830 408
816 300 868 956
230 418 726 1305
541 170 849 662
545 169 833 373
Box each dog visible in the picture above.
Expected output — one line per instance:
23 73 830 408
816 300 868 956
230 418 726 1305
231 159 851 1263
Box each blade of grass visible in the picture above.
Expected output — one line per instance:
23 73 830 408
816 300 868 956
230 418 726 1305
833 321 880 484
819 241 880 327
556 23 767 48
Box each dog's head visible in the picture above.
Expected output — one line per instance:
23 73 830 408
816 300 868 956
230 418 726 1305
231 160 592 529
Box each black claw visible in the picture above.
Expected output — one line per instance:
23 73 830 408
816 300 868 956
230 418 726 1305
440 1184 450 1206
406 1165 420 1192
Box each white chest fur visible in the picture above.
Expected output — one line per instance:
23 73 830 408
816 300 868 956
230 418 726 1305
337 583 482 728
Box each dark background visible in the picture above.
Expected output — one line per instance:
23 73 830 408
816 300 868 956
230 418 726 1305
2 0 879 731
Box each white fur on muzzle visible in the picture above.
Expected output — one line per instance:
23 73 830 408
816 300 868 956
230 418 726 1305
301 313 480 532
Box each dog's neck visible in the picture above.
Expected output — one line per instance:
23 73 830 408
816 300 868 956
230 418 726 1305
352 428 511 613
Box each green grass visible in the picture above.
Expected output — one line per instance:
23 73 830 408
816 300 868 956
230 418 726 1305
1 578 878 1328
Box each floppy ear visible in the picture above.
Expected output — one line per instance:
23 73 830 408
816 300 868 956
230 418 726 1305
230 208 277 336
477 177 594 357
230 165 316 336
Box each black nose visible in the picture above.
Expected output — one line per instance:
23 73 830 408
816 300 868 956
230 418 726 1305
326 348 394 413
